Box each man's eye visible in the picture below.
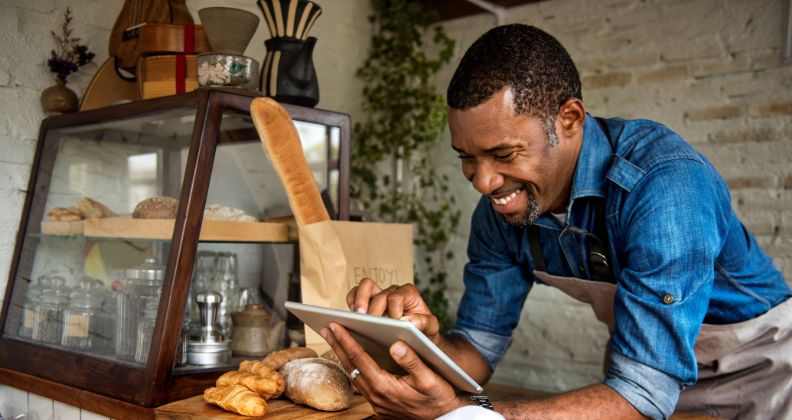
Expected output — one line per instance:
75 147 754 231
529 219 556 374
495 151 516 161
457 154 474 161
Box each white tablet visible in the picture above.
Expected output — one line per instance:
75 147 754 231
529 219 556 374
285 301 484 394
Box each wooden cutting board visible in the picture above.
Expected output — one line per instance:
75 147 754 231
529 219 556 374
155 395 375 420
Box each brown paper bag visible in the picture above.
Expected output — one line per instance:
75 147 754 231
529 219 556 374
298 220 413 353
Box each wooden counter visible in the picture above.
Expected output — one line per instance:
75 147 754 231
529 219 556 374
155 383 719 419
156 394 374 419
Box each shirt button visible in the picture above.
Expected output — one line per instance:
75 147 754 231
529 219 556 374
663 294 675 304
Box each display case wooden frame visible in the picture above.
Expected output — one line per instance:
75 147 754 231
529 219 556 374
0 89 350 410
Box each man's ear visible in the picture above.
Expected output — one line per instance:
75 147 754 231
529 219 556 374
556 98 586 138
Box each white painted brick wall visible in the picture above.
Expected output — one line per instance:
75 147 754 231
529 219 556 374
0 0 371 413
435 0 792 392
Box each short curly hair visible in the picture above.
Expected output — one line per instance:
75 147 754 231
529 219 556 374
447 24 581 119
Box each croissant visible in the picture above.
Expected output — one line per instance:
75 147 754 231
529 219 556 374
203 384 267 417
216 370 285 400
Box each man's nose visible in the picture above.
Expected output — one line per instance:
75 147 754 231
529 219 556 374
471 160 503 195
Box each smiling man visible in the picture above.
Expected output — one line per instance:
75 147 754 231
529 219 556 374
322 24 792 420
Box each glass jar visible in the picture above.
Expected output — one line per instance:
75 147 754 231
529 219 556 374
134 300 159 364
188 250 216 328
61 278 110 352
18 276 50 339
33 276 70 345
116 257 164 361
209 252 239 337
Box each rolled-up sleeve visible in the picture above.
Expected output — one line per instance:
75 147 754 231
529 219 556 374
604 351 683 420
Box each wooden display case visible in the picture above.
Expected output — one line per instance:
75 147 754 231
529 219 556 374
0 89 350 413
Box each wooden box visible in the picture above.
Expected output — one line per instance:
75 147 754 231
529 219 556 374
137 54 199 99
138 23 211 55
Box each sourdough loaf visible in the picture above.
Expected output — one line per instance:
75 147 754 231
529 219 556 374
280 357 352 411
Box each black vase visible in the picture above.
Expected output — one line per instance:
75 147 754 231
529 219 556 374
261 37 319 107
257 0 322 107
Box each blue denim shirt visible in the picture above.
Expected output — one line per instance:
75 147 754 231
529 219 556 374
451 115 791 419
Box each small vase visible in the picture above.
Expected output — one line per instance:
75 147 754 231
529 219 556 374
40 79 79 115
258 0 322 107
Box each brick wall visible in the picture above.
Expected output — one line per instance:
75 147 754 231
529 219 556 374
435 0 792 392
0 0 371 416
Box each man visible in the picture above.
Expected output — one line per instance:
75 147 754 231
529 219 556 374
322 24 792 419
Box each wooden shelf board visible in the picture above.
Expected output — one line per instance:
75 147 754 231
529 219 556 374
84 217 291 242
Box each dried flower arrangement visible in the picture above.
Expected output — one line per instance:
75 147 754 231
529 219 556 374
47 7 95 83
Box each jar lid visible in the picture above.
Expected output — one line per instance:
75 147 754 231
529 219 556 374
126 257 165 281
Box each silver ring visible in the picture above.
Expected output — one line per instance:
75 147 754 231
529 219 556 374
350 368 360 379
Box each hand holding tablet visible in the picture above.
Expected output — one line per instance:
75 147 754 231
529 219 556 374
285 301 484 394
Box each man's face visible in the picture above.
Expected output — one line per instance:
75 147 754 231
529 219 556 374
449 88 580 226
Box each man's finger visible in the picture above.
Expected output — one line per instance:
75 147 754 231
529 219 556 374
389 340 447 392
352 278 381 313
400 313 440 337
328 322 385 383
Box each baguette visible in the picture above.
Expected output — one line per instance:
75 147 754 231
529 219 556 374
261 346 318 370
250 97 330 225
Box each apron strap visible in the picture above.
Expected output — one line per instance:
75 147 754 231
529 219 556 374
527 201 614 283
527 225 546 272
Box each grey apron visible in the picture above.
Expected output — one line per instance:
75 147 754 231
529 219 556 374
533 270 792 419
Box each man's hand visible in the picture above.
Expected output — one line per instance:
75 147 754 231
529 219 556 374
347 278 441 343
321 322 468 419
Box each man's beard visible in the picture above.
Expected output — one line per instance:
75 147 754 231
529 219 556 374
500 192 542 227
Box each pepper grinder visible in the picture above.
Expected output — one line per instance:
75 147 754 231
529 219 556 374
186 291 231 365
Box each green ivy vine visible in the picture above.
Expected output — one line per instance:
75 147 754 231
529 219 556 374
351 0 459 329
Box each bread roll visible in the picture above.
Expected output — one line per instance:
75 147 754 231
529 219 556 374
76 197 116 219
133 196 178 219
204 204 257 222
280 358 352 411
216 370 284 399
203 384 267 416
46 207 83 222
261 346 318 370
250 97 330 225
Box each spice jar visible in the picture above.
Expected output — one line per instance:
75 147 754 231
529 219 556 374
230 304 271 357
33 276 70 344
116 257 163 361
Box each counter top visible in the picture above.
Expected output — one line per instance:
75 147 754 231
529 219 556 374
155 383 718 419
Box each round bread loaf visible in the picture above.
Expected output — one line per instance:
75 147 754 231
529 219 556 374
133 196 178 219
280 358 352 411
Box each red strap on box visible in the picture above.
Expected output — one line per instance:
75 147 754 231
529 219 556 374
175 54 186 93
183 24 196 53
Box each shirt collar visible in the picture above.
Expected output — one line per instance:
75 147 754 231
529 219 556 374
570 114 612 200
